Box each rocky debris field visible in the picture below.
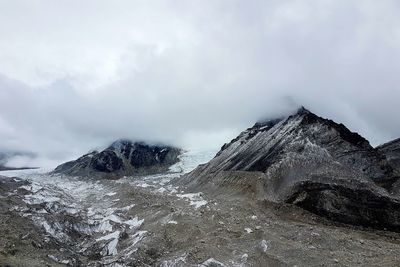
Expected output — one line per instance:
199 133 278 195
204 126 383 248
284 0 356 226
1 157 400 267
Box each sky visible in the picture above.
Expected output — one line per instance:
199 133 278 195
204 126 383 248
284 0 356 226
0 0 400 167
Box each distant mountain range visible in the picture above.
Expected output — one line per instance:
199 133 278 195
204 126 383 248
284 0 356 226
0 152 38 171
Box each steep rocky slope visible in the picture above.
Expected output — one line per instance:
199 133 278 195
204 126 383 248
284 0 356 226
183 107 400 231
53 140 181 179
377 138 400 195
377 138 400 171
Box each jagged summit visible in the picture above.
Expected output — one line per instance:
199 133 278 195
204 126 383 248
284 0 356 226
53 140 182 179
295 105 310 115
249 107 368 148
183 106 400 231
215 107 380 177
293 107 370 147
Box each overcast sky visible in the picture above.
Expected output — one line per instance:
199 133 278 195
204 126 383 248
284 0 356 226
1 0 400 167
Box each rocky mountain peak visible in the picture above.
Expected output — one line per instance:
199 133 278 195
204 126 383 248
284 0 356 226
53 140 182 179
183 106 400 231
218 107 372 162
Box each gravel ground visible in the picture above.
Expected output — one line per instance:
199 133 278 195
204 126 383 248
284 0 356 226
1 163 400 267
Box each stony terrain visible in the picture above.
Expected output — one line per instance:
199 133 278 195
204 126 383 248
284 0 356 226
53 140 181 179
1 159 400 266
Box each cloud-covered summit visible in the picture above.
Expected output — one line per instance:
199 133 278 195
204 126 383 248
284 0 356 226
0 0 400 167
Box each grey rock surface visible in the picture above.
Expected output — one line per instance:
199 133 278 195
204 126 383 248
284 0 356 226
377 138 400 171
53 140 181 179
183 107 400 230
377 138 400 195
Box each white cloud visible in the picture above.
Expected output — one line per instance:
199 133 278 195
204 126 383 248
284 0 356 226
0 0 399 167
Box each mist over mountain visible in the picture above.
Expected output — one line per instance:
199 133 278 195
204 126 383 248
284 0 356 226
0 151 37 170
1 1 400 167
1 2 400 265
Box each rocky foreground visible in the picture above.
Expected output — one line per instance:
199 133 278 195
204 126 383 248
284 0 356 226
1 163 400 267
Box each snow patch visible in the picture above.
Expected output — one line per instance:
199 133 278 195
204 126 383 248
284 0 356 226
97 230 120 256
118 204 135 211
20 183 43 193
200 258 226 266
177 192 208 209
103 214 123 224
244 228 253 234
160 253 188 267
260 240 270 252
157 187 167 193
124 217 144 229
137 182 151 188
96 230 120 241
123 230 148 257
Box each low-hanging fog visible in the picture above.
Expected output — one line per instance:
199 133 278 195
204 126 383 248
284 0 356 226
1 0 400 168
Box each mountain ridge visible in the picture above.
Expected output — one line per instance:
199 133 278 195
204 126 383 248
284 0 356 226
53 140 182 179
182 107 400 231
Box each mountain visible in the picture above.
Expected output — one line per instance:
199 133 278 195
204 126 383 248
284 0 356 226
183 107 400 231
377 138 400 195
0 151 38 171
53 140 182 179
377 138 400 171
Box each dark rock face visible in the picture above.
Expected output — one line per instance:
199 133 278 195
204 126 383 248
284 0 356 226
377 138 400 195
287 180 400 231
377 138 400 171
91 150 123 173
184 107 400 231
54 140 181 178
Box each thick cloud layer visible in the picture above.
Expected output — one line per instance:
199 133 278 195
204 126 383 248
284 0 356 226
0 0 400 167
